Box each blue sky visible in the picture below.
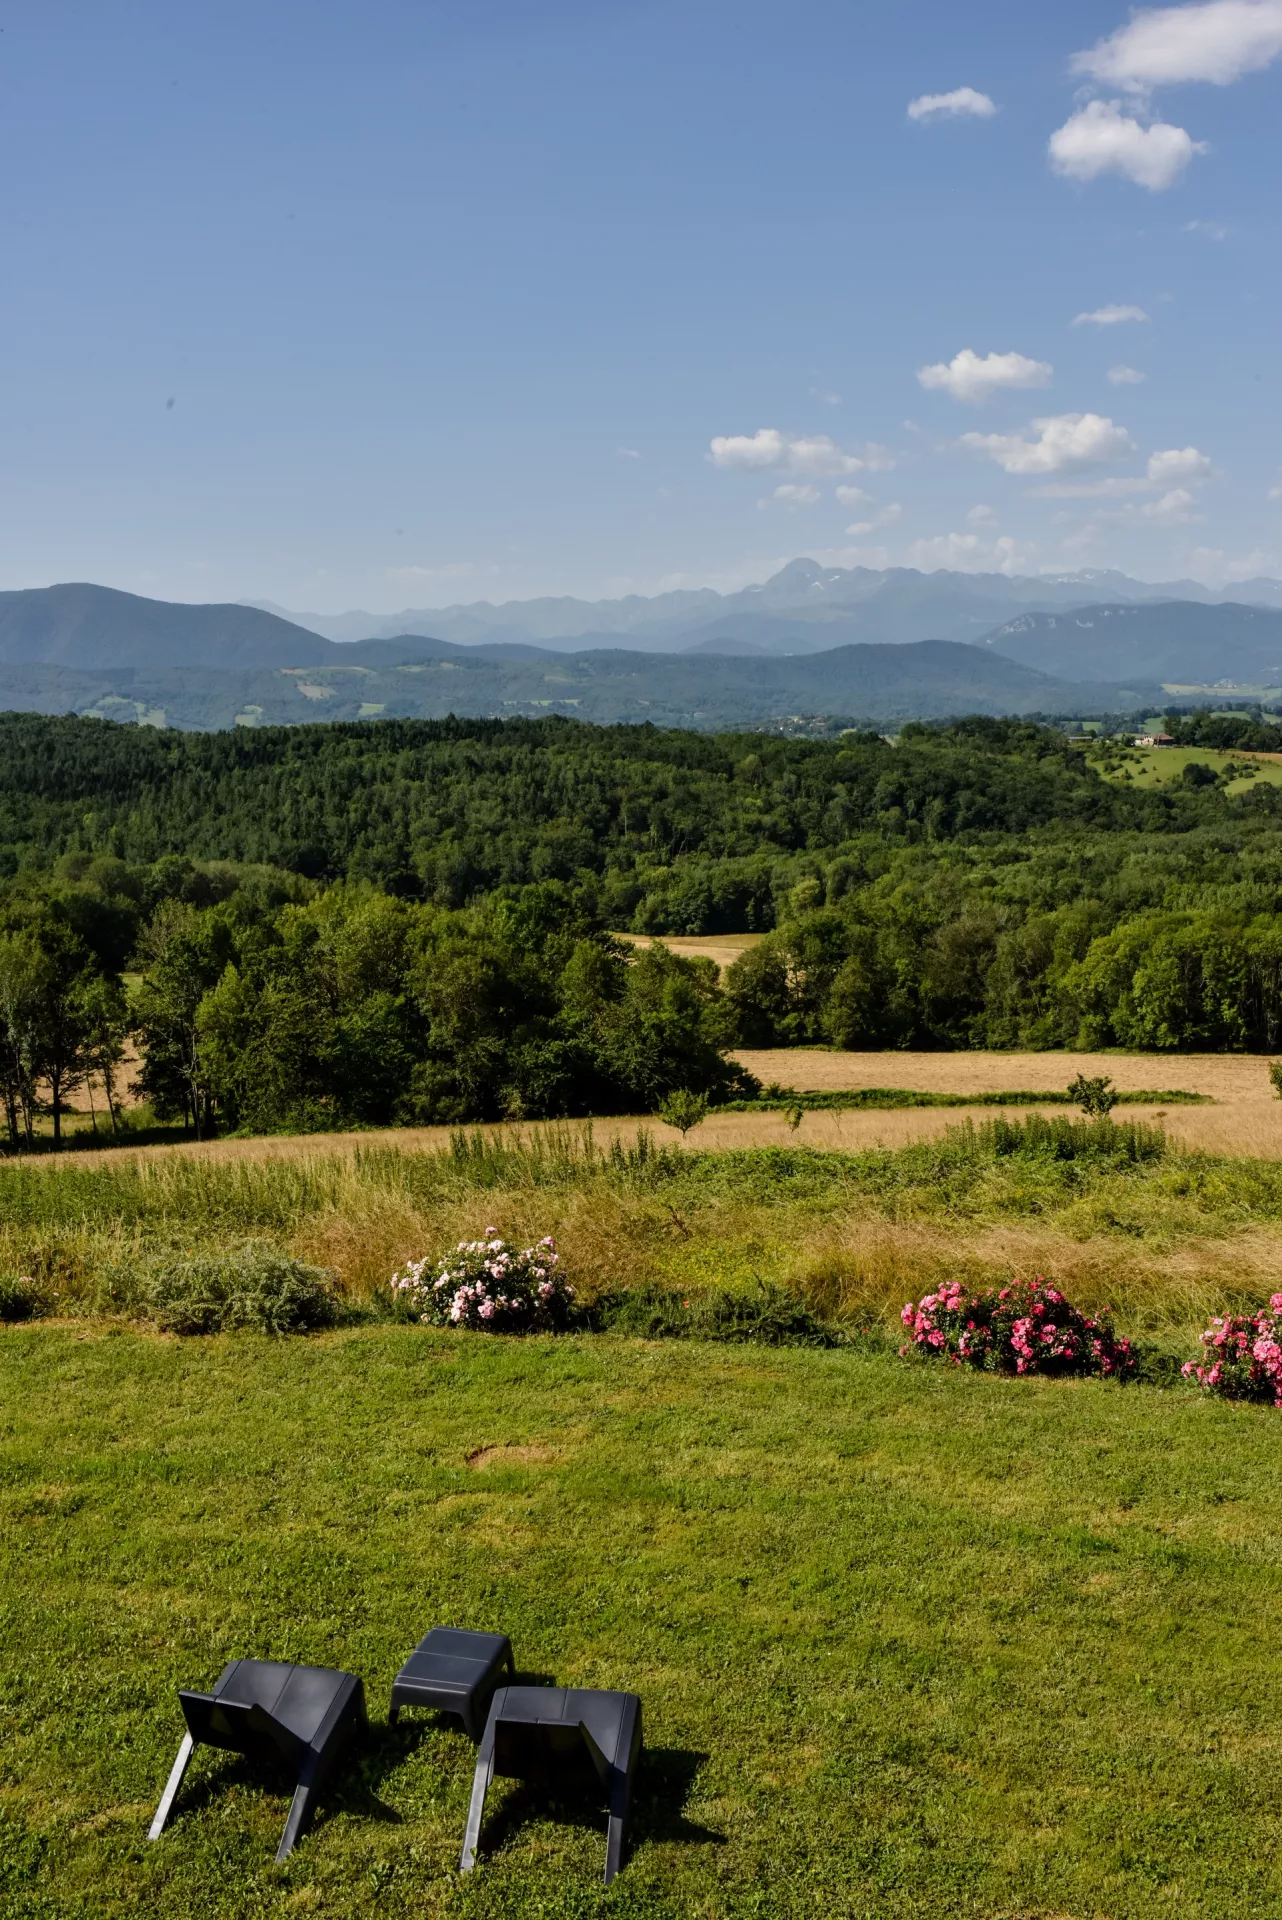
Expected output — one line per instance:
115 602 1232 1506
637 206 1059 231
3 0 1280 609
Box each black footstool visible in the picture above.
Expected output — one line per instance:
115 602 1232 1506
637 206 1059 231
389 1627 514 1740
149 1658 367 1863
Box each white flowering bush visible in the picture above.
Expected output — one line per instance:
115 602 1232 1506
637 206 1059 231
392 1228 575 1332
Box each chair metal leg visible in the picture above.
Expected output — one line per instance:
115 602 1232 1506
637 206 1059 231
148 1732 196 1841
604 1765 632 1885
275 1754 321 1863
604 1695 641 1885
388 1705 400 1726
459 1722 496 1873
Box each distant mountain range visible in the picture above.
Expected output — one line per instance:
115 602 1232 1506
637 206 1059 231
248 558 1282 655
981 601 1282 687
0 570 1279 731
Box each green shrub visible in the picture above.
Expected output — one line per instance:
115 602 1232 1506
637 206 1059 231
595 1279 842 1347
976 1113 1166 1165
148 1242 342 1336
0 1273 44 1323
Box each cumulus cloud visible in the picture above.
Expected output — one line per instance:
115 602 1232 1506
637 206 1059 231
906 532 1038 575
1270 484 1282 500
709 429 869 476
835 485 874 508
787 435 867 477
1190 544 1281 582
1185 218 1229 237
1074 304 1151 325
967 504 1000 526
1049 100 1207 190
1147 445 1213 484
961 412 1136 475
907 86 998 121
917 348 1053 404
846 504 903 535
1108 364 1146 383
1032 444 1212 498
763 483 822 509
1072 0 1282 91
1140 486 1199 521
708 428 789 471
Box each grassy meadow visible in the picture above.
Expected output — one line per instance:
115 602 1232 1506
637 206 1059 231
8 1322 1282 1918
9 1116 1282 1914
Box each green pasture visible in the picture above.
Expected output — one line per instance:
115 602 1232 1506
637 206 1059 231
1104 745 1282 792
5 1324 1282 1920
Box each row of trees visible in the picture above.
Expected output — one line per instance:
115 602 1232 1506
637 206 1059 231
0 917 129 1147
727 894 1282 1053
134 883 752 1136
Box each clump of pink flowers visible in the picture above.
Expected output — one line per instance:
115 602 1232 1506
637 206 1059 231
900 1276 1136 1380
392 1228 575 1333
1183 1294 1282 1405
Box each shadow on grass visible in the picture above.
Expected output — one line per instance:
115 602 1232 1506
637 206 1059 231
472 1745 722 1868
160 1732 405 1846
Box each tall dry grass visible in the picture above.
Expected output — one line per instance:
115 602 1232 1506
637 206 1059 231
6 1118 1282 1344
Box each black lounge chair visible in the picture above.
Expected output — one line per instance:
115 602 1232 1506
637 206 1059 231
389 1627 514 1739
149 1659 367 1863
460 1685 643 1886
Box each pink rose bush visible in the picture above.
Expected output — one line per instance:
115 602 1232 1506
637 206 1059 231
392 1228 575 1333
1183 1294 1282 1405
900 1276 1136 1380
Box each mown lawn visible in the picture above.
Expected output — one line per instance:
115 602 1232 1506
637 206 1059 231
3 1326 1282 1918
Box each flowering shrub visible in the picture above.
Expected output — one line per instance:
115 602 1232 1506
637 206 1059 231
900 1276 1136 1380
392 1228 575 1332
1184 1295 1282 1405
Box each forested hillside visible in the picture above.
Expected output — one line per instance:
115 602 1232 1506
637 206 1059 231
2 709 1282 1145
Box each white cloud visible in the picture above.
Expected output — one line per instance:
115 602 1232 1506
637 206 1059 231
905 532 1038 575
1049 100 1207 190
835 485 874 508
709 428 789 471
1032 444 1212 498
907 86 998 122
1185 218 1229 237
763 483 822 509
1147 444 1213 484
709 429 869 476
1270 484 1282 500
961 411 1136 475
857 443 897 472
917 348 1053 405
1140 487 1200 522
846 504 903 535
1074 304 1151 325
1072 1 1282 91
787 435 867 477
616 446 642 460
967 504 1000 526
1190 543 1281 582
810 387 843 405
1108 364 1146 383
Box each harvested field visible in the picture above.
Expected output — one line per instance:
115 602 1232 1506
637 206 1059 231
56 1047 1281 1165
613 929 765 971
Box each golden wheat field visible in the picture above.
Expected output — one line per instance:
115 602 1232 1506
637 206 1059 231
46 1046 1280 1169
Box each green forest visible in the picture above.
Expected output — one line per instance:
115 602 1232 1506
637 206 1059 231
1 708 1281 1142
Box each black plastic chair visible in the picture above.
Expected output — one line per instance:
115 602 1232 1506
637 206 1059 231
389 1627 514 1739
148 1659 367 1863
460 1685 643 1886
